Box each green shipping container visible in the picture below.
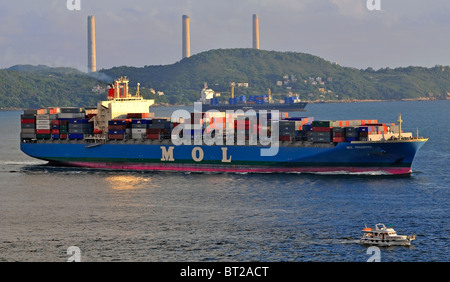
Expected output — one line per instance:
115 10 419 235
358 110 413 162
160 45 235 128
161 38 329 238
36 134 51 139
312 120 332 127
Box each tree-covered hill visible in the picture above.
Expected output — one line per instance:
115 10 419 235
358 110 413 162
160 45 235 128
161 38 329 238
102 48 450 104
1 49 449 108
0 65 108 108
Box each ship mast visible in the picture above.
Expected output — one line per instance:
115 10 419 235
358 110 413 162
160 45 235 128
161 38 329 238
397 114 403 139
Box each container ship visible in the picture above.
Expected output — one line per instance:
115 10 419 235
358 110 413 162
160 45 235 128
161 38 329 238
20 77 427 176
200 84 307 112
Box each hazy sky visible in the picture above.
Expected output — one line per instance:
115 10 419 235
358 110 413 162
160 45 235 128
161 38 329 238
1 0 450 71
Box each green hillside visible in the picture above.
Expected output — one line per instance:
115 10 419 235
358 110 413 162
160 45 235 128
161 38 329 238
102 48 450 104
0 65 107 109
1 49 449 108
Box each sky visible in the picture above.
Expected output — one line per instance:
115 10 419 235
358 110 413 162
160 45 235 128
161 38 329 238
1 0 450 72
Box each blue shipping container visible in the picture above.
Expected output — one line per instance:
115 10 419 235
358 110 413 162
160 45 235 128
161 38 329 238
132 119 151 124
68 133 84 140
109 120 127 125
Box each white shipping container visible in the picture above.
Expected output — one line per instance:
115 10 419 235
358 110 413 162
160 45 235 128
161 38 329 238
131 128 147 134
36 124 51 130
36 119 51 125
58 113 86 119
36 114 50 120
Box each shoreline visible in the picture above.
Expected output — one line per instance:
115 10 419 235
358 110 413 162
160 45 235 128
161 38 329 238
1 97 446 111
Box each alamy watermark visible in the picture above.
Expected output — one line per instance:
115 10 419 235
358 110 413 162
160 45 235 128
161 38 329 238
366 0 381 11
170 102 280 157
366 246 381 262
67 0 81 11
67 246 81 262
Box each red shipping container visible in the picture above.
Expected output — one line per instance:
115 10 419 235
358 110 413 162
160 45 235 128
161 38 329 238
147 128 164 134
146 134 160 140
108 134 124 140
60 134 67 139
51 120 60 125
36 129 51 134
333 137 346 142
312 127 332 132
52 129 60 134
279 135 292 142
333 132 344 137
21 119 35 124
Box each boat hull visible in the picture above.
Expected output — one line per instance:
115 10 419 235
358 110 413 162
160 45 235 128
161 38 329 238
359 238 413 247
20 139 427 175
202 102 307 112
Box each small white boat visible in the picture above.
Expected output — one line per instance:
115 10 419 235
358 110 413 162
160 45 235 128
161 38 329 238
360 223 416 246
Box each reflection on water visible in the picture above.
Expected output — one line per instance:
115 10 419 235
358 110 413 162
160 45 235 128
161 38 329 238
105 174 160 191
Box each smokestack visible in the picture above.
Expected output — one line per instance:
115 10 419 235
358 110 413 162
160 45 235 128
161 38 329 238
253 14 260 50
88 15 97 73
182 15 191 59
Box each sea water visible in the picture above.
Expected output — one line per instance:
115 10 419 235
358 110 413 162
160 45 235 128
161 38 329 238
0 100 448 262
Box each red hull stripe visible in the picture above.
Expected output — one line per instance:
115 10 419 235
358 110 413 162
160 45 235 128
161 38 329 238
60 161 412 175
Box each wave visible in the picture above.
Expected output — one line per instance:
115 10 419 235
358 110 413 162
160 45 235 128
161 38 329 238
1 161 46 165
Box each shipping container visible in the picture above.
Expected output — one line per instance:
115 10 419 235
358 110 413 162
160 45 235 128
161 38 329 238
21 128 36 134
68 134 84 140
36 134 51 139
58 113 86 119
23 109 38 115
333 137 346 142
36 125 51 130
279 135 292 142
36 120 51 125
312 127 332 132
146 133 161 140
20 133 36 139
70 119 89 124
312 120 332 127
60 107 84 114
36 114 50 120
21 119 36 124
127 113 150 119
21 123 36 129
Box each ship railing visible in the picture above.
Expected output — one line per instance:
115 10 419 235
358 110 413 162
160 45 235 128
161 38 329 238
84 134 107 144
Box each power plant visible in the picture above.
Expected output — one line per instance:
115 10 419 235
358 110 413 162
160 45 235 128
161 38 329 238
86 14 260 68
253 14 260 50
87 15 97 73
182 15 191 59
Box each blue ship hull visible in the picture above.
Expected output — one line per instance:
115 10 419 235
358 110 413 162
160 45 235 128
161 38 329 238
20 139 427 175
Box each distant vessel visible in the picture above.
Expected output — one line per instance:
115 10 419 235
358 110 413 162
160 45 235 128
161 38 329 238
360 223 416 246
200 85 307 111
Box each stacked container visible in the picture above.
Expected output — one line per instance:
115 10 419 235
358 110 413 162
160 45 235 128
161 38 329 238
332 127 345 143
278 120 296 142
36 114 52 140
310 121 332 143
359 127 369 141
345 127 359 142
131 119 150 140
21 110 37 140
147 118 171 140
69 119 92 140
108 120 127 140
